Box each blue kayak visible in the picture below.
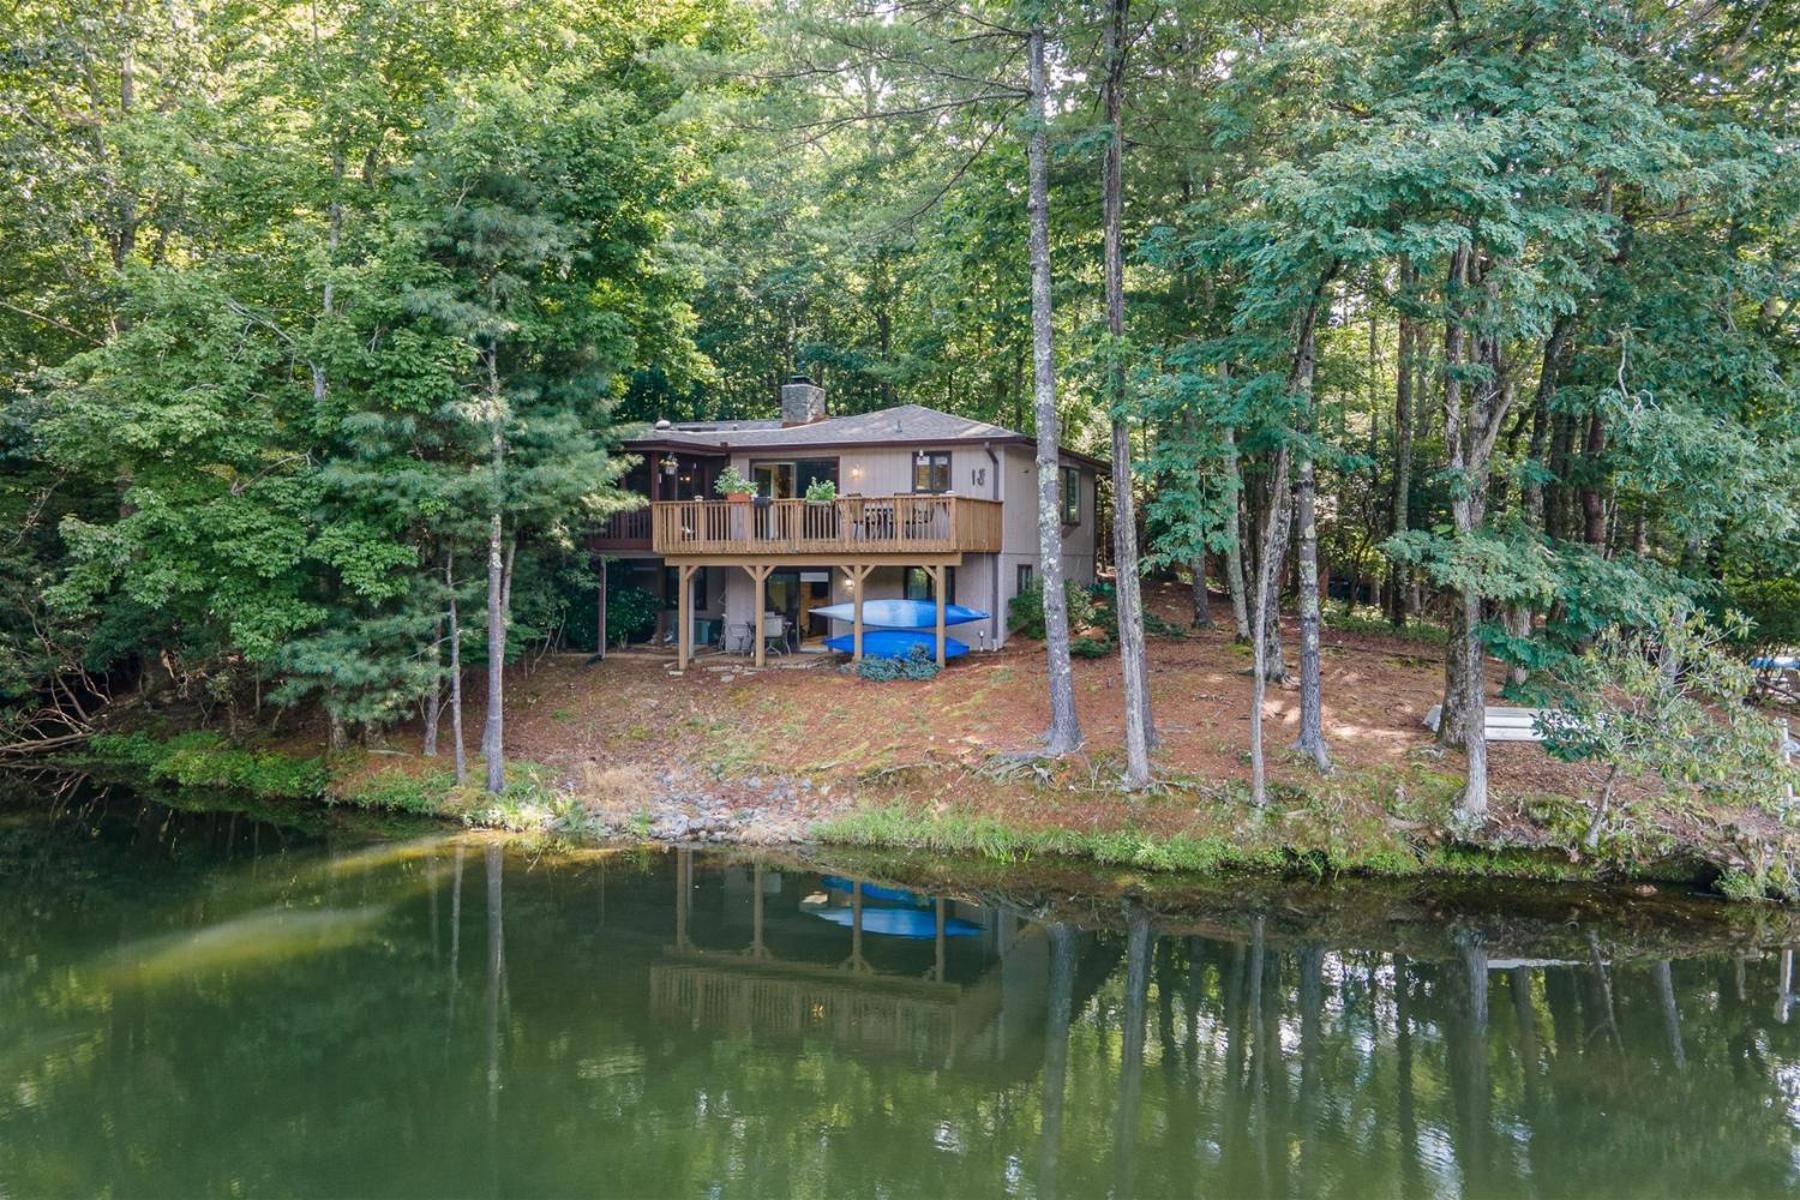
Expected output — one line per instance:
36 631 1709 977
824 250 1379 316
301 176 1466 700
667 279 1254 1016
811 598 988 628
820 876 927 906
805 906 982 939
824 630 969 659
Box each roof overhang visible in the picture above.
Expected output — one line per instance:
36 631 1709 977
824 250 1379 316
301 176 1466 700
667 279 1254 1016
620 432 1110 476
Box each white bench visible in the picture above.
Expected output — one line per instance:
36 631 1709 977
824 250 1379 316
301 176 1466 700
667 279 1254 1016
1423 704 1550 743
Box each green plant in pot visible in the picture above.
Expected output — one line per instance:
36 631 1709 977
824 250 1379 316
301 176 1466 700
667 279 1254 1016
804 478 837 503
714 466 755 501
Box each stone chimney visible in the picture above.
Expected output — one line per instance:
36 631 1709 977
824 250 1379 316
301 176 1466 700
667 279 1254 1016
780 374 827 426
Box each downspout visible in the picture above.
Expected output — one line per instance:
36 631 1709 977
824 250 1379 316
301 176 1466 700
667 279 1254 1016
986 442 1002 650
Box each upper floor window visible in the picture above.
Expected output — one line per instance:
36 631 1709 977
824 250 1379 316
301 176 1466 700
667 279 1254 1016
1060 466 1081 524
912 451 952 494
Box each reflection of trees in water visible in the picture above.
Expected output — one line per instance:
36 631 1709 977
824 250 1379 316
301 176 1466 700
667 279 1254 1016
7 801 1800 1198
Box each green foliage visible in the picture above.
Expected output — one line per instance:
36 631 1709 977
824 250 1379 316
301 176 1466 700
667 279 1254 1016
1542 604 1792 842
1070 633 1115 658
804 478 837 502
604 585 660 647
86 731 328 800
713 466 755 496
1712 578 1800 654
332 768 456 815
1008 579 1098 640
854 644 943 682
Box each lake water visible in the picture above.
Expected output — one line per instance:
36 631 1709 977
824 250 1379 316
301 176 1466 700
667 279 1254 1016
4 790 1800 1198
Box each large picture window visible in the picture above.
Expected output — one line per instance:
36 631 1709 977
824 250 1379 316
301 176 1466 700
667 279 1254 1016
1060 466 1081 524
912 451 952 494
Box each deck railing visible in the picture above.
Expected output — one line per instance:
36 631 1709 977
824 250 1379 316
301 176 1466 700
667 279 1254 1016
652 495 1002 557
592 506 653 550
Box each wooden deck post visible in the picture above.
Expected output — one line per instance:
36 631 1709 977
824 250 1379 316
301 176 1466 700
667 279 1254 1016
746 563 773 668
676 563 696 671
931 564 947 667
849 564 872 662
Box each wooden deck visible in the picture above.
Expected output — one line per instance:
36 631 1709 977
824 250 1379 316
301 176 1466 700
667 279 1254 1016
652 495 1002 560
591 507 653 552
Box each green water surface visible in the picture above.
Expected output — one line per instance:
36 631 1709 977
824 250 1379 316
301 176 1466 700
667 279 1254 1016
2 790 1798 1198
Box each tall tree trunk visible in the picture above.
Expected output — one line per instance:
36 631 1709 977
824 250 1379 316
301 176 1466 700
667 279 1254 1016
1190 555 1212 628
424 614 443 757
1027 22 1082 755
1224 426 1252 641
1250 288 1327 808
1441 247 1515 823
482 346 507 794
1581 411 1608 548
448 551 467 786
1103 0 1151 786
1438 248 1476 750
1390 257 1415 626
1292 372 1331 772
1258 482 1291 684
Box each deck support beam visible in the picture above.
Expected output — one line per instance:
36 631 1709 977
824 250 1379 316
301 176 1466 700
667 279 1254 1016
928 565 947 666
744 563 774 668
848 564 874 662
675 563 697 671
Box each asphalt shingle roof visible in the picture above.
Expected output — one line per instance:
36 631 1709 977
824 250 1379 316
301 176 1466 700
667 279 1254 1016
638 403 1020 451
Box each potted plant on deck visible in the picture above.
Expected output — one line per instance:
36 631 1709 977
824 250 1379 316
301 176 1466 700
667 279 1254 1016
714 466 755 503
804 478 837 504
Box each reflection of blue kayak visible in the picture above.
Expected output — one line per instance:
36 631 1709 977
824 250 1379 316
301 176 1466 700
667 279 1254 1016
812 599 988 628
823 630 969 659
806 906 982 939
821 876 928 906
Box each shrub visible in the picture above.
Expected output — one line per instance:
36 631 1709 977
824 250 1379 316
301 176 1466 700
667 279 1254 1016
87 730 326 800
1542 602 1791 849
855 644 942 682
1008 578 1097 639
333 769 455 815
604 584 660 646
1071 634 1115 658
804 477 837 502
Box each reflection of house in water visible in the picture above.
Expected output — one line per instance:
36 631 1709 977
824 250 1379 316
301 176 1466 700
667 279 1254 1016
649 852 1082 1070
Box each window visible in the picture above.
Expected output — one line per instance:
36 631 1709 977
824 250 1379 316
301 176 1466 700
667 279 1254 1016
904 567 956 603
912 451 952 494
1060 466 1081 524
1016 563 1035 595
751 458 838 500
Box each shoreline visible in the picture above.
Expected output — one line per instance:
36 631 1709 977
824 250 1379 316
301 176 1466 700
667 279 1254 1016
36 598 1798 903
39 729 1772 900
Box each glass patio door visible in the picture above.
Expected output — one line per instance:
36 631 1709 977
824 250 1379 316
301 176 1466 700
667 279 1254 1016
752 462 795 499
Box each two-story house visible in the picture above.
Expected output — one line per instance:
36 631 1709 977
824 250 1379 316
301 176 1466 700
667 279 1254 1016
592 376 1104 669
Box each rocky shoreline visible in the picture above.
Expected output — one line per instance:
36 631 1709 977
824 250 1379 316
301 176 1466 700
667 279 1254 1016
566 763 852 846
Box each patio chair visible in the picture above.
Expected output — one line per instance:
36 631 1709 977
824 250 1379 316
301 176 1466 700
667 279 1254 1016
725 621 756 656
762 613 790 656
